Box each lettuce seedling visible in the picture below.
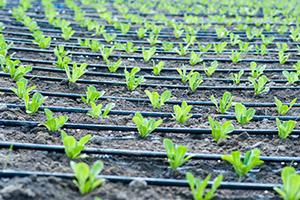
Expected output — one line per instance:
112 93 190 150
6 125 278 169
54 45 69 58
24 93 47 115
231 70 244 85
81 85 104 105
172 101 193 124
213 42 227 54
188 72 203 91
78 38 90 47
203 61 218 77
87 102 115 118
65 62 87 83
120 23 131 34
124 42 139 54
94 25 105 36
222 149 264 182
132 112 162 137
102 33 116 43
248 75 270 96
9 65 32 81
89 40 101 51
250 61 265 78
176 64 194 83
290 27 300 42
11 78 36 98
22 16 39 32
279 51 290 64
54 56 71 69
238 41 253 53
215 25 230 39
273 166 300 200
136 27 147 39
255 44 269 56
208 116 234 142
147 33 160 46
198 43 211 53
162 41 173 52
293 61 300 72
61 27 75 40
274 97 297 115
229 50 242 63
282 71 300 84
40 109 68 131
189 51 203 66
145 90 171 109
106 59 121 73
99 45 114 60
152 61 164 75
124 67 145 91
61 130 91 159
183 34 196 46
32 31 51 48
142 46 156 62
164 138 193 170
276 118 296 139
70 160 105 194
211 91 234 114
186 172 223 200
230 33 240 46
175 43 190 56
235 103 255 124
261 34 274 46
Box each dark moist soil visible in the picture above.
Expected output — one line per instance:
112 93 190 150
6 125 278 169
0 2 299 200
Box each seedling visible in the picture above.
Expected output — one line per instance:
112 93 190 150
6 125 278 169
188 72 203 91
24 93 47 115
261 35 274 46
276 118 296 139
87 102 115 118
65 62 87 83
120 23 131 34
81 85 104 105
274 97 297 115
102 33 116 43
142 46 156 62
40 109 67 131
175 43 190 56
99 45 114 60
106 59 122 73
147 33 160 46
198 43 211 52
282 71 300 84
183 34 196 45
248 75 269 95
152 61 164 76
54 56 71 70
276 43 289 53
162 41 173 52
124 67 145 90
235 103 255 124
70 160 105 194
78 38 90 47
231 70 244 85
124 42 139 53
189 51 203 66
203 61 218 77
230 33 240 46
22 16 39 32
222 149 264 182
94 25 105 36
11 78 36 98
54 45 69 58
211 91 234 114
290 27 300 42
176 65 194 83
229 50 242 63
132 112 162 137
61 27 75 40
172 101 193 124
255 44 269 56
238 41 252 53
279 51 290 64
208 116 234 142
32 31 51 48
164 138 193 170
9 65 32 81
213 42 227 54
136 27 147 39
215 25 230 39
145 90 171 109
251 62 265 78
293 61 300 72
273 166 300 199
186 172 223 200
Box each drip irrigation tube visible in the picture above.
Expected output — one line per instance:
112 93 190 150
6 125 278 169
1 119 300 135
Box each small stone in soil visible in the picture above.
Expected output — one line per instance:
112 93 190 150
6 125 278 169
236 132 249 141
129 179 147 191
0 104 8 111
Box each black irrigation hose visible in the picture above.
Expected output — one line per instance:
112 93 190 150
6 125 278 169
1 119 300 135
0 141 299 162
0 170 283 190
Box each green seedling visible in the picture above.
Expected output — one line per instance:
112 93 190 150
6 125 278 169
229 50 242 63
276 25 288 34
235 24 247 31
263 24 274 32
279 51 290 64
9 65 32 81
24 92 47 115
152 61 164 75
201 23 211 30
113 42 125 50
175 43 190 56
70 160 105 194
12 7 26 22
87 102 115 118
209 116 234 142
176 64 194 83
65 62 87 83
54 55 71 70
290 27 300 42
99 45 114 60
231 70 244 85
78 38 90 47
106 59 122 73
186 172 223 200
273 166 300 200
40 109 68 131
211 91 234 114
54 45 69 58
164 138 193 170
235 103 255 124
172 101 193 124
22 16 39 32
282 71 300 84
147 33 160 46
10 78 36 98
124 42 139 53
276 118 296 139
198 43 211 53
215 25 230 39
189 51 203 66
222 149 264 182
32 31 51 48
94 25 105 36
151 24 162 35
132 112 162 137
238 41 252 53
183 34 196 46
274 97 297 115
145 90 171 109
203 61 218 77
188 72 203 91
261 35 274 46
248 75 269 96
213 42 227 54
81 85 104 105
162 41 173 52
230 33 240 46
136 27 147 39
174 28 184 39
61 27 75 40
120 23 131 34
293 61 300 72
276 43 289 53
255 44 269 56
124 67 145 90
250 61 265 78
142 46 156 62
102 33 116 43
90 40 102 51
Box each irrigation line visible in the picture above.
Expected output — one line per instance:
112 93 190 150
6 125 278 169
1 119 300 135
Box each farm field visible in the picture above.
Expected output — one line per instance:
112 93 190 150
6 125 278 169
0 0 300 199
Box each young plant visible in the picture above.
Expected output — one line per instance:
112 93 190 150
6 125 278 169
186 172 223 200
132 112 162 137
188 72 203 91
99 45 114 60
106 59 122 73
87 102 115 118
189 51 203 66
61 27 75 41
279 51 290 64
70 160 105 194
54 45 69 58
102 33 116 43
22 16 39 32
183 34 196 46
142 46 156 62
208 116 234 142
147 33 160 46
9 65 32 81
120 23 131 34
238 41 252 53
229 50 242 63
152 61 164 76
11 78 36 98
273 166 300 200
40 109 68 131
65 62 87 83
172 101 193 124
124 42 139 54
32 31 51 48
54 56 71 69
164 138 193 170
124 67 145 90
211 91 234 114
248 75 269 96
198 43 211 53
293 61 300 72
24 93 47 115
282 71 300 84
176 65 194 83
203 61 218 77
215 25 230 39
276 118 296 139
222 149 264 182
81 85 104 105
261 35 274 46
255 44 269 56
231 70 244 85
235 103 255 124
136 27 147 39
175 43 190 56
213 42 227 54
145 90 171 109
230 33 240 46
274 97 297 115
251 62 265 78
78 38 90 47
162 41 173 52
